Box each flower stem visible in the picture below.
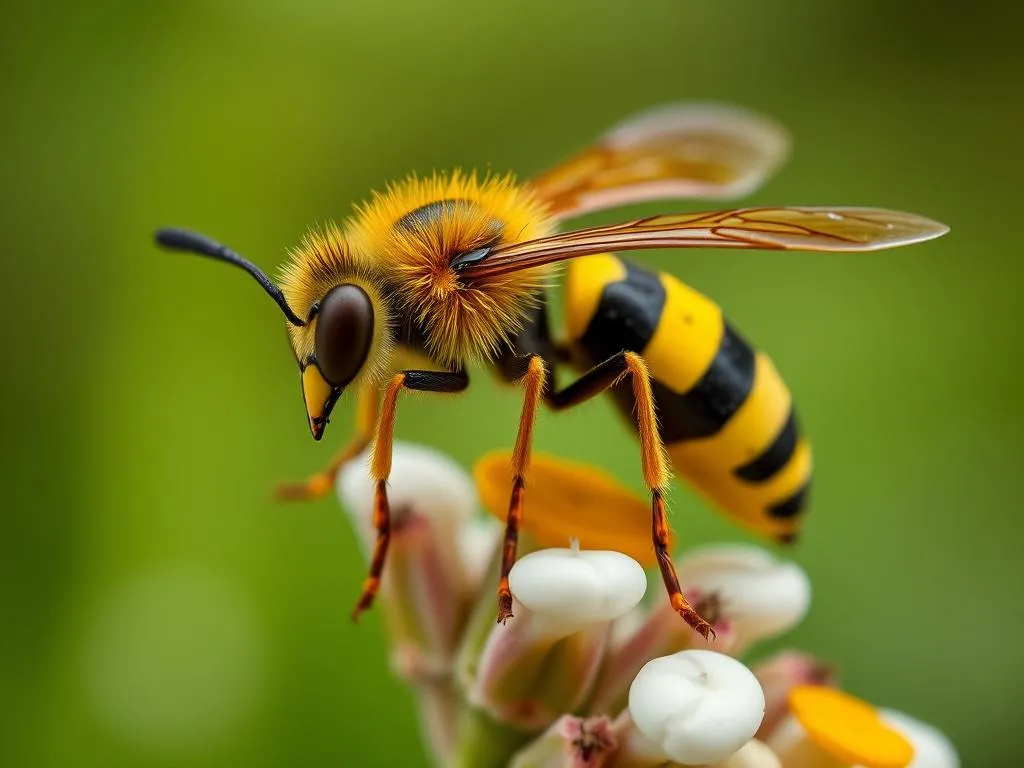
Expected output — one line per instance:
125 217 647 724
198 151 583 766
451 706 537 768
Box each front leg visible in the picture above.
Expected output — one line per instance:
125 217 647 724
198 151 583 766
275 386 380 502
352 367 469 622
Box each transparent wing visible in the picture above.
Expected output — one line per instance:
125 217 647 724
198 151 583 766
527 102 790 221
459 207 949 279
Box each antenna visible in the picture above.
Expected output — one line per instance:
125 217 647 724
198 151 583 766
154 228 305 327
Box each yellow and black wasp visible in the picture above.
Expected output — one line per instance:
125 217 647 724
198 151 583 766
155 102 948 638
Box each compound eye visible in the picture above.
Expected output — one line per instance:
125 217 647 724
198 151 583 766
313 284 374 387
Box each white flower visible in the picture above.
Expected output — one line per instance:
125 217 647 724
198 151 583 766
627 649 766 765
509 540 648 638
457 517 501 592
675 544 811 653
335 441 480 682
337 441 477 542
459 541 648 730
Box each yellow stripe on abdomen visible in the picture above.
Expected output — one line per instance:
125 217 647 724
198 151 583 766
666 352 811 540
642 273 724 394
563 254 627 343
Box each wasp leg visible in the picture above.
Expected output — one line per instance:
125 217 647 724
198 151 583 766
275 387 381 502
351 368 469 622
496 354 549 624
547 350 715 641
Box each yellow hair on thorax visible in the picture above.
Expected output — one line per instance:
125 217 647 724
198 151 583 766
344 170 557 367
278 224 396 388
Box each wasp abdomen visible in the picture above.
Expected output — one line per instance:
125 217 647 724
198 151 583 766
562 253 811 541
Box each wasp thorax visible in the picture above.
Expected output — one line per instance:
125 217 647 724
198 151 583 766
314 283 375 387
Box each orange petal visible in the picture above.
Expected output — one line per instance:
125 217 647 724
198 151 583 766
788 685 915 768
473 451 669 566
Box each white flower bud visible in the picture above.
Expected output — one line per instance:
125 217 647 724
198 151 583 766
674 544 810 652
509 541 648 637
627 649 766 765
337 441 477 540
457 517 501 592
461 542 648 730
880 709 960 768
335 441 479 681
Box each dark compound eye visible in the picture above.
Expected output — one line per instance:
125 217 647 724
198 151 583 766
313 284 374 387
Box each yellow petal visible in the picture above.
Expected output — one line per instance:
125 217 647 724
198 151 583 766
473 451 670 567
788 685 915 768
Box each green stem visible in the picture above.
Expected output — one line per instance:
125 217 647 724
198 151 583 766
450 706 537 768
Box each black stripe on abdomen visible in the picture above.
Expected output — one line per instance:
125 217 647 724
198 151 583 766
576 261 757 444
658 322 757 443
734 407 799 483
767 481 810 519
579 260 666 358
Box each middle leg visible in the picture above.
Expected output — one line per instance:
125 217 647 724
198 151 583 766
496 354 549 623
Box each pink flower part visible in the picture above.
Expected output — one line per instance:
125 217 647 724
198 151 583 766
560 716 617 768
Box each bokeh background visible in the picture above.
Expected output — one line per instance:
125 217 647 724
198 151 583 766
3 0 1021 765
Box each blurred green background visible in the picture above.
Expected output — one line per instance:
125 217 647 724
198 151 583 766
2 0 1021 765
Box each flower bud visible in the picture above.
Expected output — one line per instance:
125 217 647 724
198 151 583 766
509 715 616 768
587 587 735 718
509 544 648 638
590 543 809 718
674 544 810 655
461 542 647 730
336 441 478 679
627 649 766 765
458 517 502 594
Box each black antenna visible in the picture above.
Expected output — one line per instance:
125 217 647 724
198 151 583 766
154 228 305 327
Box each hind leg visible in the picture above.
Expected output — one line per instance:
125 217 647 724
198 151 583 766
547 350 714 640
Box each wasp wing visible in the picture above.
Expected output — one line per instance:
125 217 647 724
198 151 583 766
458 207 949 279
527 102 790 221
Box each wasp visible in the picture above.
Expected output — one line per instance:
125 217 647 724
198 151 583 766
156 102 947 638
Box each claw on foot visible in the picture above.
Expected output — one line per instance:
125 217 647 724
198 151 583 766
672 593 716 641
351 577 379 623
497 589 514 624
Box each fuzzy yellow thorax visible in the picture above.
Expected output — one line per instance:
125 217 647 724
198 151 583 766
343 170 557 368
